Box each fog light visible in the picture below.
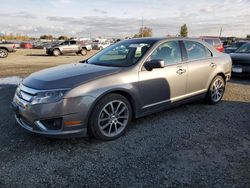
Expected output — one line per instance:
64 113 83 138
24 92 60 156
40 118 62 130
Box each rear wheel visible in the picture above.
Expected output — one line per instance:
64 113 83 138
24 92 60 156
89 94 132 141
53 49 60 56
0 49 8 58
80 48 87 56
205 75 225 104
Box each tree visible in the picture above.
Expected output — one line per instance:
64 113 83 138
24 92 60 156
133 27 153 38
180 24 188 37
58 35 69 40
40 35 53 40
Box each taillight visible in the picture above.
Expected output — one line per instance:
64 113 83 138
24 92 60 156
13 44 16 49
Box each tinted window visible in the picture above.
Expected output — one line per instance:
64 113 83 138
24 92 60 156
150 41 182 65
184 41 212 60
235 43 250 53
70 41 76 45
62 41 69 45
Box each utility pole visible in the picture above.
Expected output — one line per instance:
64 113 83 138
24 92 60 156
219 27 223 37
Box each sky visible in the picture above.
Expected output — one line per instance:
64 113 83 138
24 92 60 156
0 0 250 38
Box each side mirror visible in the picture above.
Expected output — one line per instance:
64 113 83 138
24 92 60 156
144 59 165 70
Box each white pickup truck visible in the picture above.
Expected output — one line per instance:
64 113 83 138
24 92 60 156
0 43 17 58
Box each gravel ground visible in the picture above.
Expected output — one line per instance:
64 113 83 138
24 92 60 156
0 78 250 187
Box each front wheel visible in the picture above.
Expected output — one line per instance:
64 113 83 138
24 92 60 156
0 49 8 58
205 75 225 104
80 48 87 56
53 49 60 56
89 94 132 141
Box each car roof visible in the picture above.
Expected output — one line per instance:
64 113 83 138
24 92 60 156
124 37 203 43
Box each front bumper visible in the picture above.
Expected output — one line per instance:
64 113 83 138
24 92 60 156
232 65 250 76
12 101 88 138
14 114 87 138
11 85 96 138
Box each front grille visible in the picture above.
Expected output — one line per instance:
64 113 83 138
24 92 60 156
233 60 250 67
16 84 37 102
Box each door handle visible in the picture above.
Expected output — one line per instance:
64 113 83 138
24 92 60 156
176 69 186 75
210 62 216 67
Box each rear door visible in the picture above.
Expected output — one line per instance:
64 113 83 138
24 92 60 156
182 40 216 96
138 40 187 110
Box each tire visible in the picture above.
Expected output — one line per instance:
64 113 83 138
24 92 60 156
53 49 60 56
89 94 132 141
0 49 8 58
205 75 225 105
80 48 87 56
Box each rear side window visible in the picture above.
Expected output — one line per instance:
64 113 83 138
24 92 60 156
184 41 212 61
70 41 76 45
150 41 182 65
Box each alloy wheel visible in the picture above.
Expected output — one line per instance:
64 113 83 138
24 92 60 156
211 78 224 103
98 100 129 137
0 50 7 58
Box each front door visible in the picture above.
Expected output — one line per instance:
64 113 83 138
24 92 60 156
138 40 187 110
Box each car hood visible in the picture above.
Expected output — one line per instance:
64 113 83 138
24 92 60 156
23 63 121 90
230 53 250 64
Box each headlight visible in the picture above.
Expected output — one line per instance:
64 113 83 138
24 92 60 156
31 89 69 105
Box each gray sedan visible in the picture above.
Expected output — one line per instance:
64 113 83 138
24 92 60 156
12 38 232 140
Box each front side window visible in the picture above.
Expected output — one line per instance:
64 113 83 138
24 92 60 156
87 40 154 67
184 41 212 61
149 41 182 65
62 41 69 45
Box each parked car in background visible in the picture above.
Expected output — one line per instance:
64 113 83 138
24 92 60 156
0 43 16 58
92 40 111 50
224 41 248 54
46 40 92 56
200 37 224 52
230 42 250 76
12 38 232 141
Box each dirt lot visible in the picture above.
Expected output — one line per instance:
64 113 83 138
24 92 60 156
0 49 98 77
0 78 250 187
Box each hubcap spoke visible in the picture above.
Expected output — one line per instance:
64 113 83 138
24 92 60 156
115 102 122 113
100 122 110 130
99 117 110 122
118 106 126 115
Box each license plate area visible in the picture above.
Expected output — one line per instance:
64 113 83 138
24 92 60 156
232 67 242 73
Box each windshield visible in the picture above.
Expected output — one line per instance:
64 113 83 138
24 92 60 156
87 40 154 67
232 42 246 48
235 43 250 53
